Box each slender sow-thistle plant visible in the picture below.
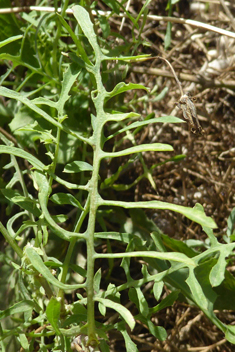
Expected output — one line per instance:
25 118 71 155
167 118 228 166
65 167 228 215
1 5 235 352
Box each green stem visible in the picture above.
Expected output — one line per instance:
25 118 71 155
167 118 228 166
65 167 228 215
86 153 101 346
57 196 90 300
49 126 61 181
0 222 23 258
52 0 69 77
85 63 107 346
0 133 37 238
61 0 69 18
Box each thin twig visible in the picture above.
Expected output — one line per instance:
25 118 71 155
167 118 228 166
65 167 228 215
157 56 184 96
147 14 235 39
120 0 131 32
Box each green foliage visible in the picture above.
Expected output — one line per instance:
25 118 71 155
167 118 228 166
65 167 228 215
0 3 235 352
